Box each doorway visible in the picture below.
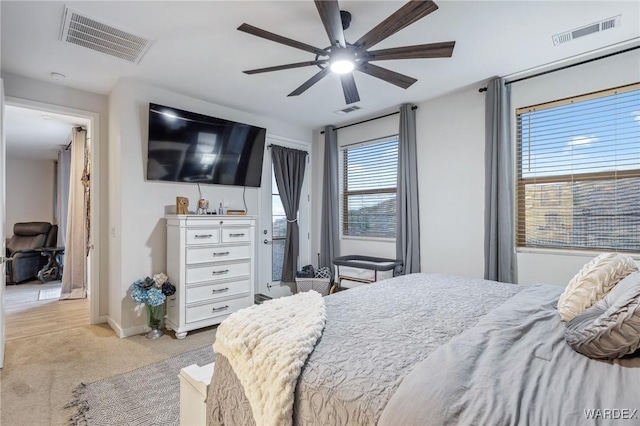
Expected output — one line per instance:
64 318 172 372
258 136 311 298
3 98 100 340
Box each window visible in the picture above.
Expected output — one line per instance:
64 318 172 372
516 83 640 253
271 165 286 281
341 137 398 238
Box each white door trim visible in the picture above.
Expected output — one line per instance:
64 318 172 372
5 96 101 325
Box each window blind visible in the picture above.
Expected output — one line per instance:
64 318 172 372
341 137 398 238
516 82 640 252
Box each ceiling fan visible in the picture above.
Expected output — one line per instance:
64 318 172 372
238 0 455 105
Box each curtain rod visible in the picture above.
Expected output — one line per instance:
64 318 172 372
320 105 418 134
478 45 640 93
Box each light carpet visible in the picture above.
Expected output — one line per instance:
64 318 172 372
38 287 62 300
66 345 215 425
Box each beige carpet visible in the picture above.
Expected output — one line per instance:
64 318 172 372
0 323 218 426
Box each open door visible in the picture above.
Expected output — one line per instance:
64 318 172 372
0 78 7 368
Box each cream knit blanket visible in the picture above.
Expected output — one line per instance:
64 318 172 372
212 291 326 426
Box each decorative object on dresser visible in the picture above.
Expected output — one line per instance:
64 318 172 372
165 215 256 339
176 196 189 215
130 273 177 339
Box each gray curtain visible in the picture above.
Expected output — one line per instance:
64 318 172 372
484 78 516 283
61 127 88 299
56 148 71 247
272 145 308 288
396 104 421 274
319 126 340 270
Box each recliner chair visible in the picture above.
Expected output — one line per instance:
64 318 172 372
5 222 58 284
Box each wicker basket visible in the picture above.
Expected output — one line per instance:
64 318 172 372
295 277 331 296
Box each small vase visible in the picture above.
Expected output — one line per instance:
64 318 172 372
145 304 164 339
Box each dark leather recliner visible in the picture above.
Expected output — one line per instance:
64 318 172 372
5 222 58 284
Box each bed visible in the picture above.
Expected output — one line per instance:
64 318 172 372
206 273 640 426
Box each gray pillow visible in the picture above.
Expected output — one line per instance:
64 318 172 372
565 271 640 359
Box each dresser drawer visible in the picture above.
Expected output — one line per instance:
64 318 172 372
185 296 252 323
186 228 220 245
186 245 251 265
186 261 250 284
221 227 251 243
186 280 250 304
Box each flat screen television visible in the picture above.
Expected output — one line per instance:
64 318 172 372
146 103 266 187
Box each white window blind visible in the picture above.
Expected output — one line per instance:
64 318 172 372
341 137 398 238
516 82 640 253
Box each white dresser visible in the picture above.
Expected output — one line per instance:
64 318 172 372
165 215 256 339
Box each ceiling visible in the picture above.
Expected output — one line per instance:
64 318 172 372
1 1 639 130
5 106 89 160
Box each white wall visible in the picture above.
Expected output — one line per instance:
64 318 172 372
108 78 312 334
416 88 486 278
512 49 640 286
5 157 55 235
2 73 109 316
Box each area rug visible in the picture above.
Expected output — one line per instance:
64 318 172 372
66 345 215 425
38 288 62 300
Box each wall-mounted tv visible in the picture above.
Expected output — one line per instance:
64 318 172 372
146 103 266 187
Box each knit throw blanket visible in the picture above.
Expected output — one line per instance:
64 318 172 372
212 291 326 426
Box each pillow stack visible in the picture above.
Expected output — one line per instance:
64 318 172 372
558 253 640 359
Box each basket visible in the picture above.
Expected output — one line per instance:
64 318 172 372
295 277 331 296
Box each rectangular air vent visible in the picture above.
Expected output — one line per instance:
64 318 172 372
334 105 362 115
553 15 621 46
60 6 154 63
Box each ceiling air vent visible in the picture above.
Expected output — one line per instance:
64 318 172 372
553 15 621 46
59 6 154 63
334 105 362 115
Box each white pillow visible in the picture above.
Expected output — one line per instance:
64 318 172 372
557 253 638 322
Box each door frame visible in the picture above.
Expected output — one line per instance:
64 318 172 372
5 96 101 325
257 134 312 298
1 79 6 368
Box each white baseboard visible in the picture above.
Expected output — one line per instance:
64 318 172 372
105 316 157 338
98 315 108 324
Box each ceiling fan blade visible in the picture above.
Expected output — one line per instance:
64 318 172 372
367 41 455 61
355 0 439 50
340 73 360 104
288 68 331 97
244 60 328 75
238 23 327 55
314 0 346 48
359 62 417 89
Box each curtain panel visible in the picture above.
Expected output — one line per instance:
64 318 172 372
484 77 517 283
396 104 421 274
60 127 88 299
56 148 71 247
319 126 340 271
271 145 308 288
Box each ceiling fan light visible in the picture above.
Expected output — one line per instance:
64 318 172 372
330 59 355 74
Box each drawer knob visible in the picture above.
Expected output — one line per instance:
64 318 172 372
211 269 229 275
229 233 245 237
212 251 230 257
212 305 229 313
212 287 229 294
194 234 213 239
